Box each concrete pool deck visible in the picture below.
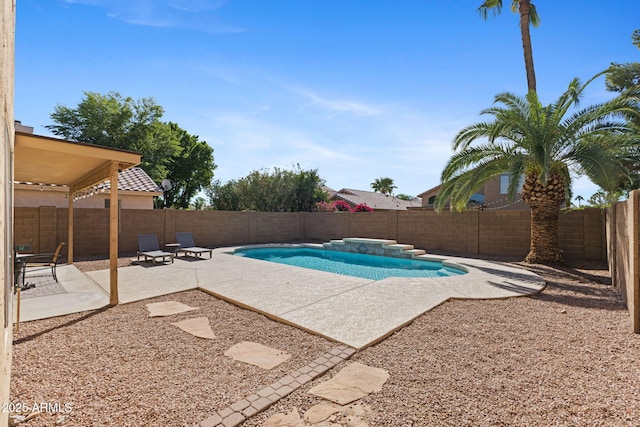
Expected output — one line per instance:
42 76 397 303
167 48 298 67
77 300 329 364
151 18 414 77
16 245 545 349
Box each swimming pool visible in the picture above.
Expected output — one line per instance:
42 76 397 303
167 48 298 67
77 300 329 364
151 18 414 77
233 246 467 280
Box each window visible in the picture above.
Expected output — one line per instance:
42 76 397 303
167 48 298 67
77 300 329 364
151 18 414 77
500 174 524 194
104 199 122 209
499 175 509 194
427 195 436 205
470 193 485 204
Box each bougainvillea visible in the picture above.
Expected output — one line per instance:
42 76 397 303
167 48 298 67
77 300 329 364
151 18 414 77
313 201 337 212
333 200 353 212
353 203 374 212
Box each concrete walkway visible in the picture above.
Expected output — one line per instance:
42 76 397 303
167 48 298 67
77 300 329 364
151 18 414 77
15 246 545 349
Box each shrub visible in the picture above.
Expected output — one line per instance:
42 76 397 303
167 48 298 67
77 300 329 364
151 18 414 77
313 201 337 212
353 203 373 212
334 200 353 212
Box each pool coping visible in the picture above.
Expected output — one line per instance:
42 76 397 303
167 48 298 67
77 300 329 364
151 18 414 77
198 244 546 349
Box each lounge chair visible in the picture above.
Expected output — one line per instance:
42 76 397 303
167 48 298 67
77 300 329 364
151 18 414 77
20 241 66 287
137 234 174 264
175 232 213 259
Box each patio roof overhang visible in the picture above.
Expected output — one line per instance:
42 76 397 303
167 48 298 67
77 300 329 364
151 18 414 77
14 131 142 305
14 132 140 192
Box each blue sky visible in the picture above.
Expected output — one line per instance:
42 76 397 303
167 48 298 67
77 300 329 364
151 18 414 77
15 0 639 200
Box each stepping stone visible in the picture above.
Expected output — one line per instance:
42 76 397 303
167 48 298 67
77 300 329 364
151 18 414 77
303 403 341 423
146 301 198 317
171 317 215 339
224 341 291 370
307 362 389 405
263 408 303 427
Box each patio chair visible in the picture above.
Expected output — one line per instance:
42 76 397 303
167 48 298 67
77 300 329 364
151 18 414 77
137 234 174 264
175 232 213 259
21 241 66 287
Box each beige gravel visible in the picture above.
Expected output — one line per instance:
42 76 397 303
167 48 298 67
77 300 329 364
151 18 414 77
11 257 640 427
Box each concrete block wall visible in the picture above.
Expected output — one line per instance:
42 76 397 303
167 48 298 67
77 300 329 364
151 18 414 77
480 210 530 258
304 212 350 242
607 192 639 333
397 210 479 254
14 207 38 250
14 206 607 262
347 211 398 241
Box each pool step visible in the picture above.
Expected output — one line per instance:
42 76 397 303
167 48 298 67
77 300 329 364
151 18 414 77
323 238 426 259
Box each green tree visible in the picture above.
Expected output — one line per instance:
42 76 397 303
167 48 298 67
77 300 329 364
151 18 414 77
207 166 327 212
605 29 640 194
160 123 216 209
479 0 540 93
574 195 584 208
47 91 181 183
370 177 397 195
606 29 640 93
395 194 414 201
588 190 623 208
206 180 242 211
190 197 207 211
435 76 640 263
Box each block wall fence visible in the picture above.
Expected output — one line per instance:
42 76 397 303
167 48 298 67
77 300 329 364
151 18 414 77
607 190 640 333
14 207 606 262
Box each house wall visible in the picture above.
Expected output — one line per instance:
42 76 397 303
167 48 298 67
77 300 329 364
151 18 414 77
607 191 640 332
14 186 156 209
14 207 606 262
420 175 529 210
419 189 438 208
0 1 15 424
483 175 529 210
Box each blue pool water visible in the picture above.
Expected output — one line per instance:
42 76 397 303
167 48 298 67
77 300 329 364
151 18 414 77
233 247 466 280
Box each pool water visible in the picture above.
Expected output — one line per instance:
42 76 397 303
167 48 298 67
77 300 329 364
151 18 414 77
233 247 466 280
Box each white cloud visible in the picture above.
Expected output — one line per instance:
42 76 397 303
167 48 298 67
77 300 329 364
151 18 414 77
63 0 244 33
287 86 382 117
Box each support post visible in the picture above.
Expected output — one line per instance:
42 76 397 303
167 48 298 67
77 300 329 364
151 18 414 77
67 190 73 263
109 161 119 305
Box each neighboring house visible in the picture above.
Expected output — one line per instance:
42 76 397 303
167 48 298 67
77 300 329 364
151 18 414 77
417 174 529 210
328 188 422 211
15 166 163 209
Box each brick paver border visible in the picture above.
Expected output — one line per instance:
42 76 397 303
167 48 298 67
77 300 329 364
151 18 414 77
198 345 356 427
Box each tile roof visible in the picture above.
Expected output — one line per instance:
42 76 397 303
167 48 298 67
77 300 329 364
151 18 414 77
330 188 422 210
94 167 162 193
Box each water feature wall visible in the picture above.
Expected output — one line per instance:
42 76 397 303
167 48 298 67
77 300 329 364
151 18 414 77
322 238 426 259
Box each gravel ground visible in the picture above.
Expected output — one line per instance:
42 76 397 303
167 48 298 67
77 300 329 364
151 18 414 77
11 256 640 427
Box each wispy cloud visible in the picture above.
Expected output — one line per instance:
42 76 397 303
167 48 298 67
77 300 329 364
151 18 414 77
286 86 382 117
63 0 245 33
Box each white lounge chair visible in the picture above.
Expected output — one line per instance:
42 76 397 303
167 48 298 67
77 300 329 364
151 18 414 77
175 232 213 259
137 234 174 264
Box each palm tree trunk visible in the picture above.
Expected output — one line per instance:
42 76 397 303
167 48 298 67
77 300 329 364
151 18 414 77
522 172 564 263
518 0 537 93
526 202 562 263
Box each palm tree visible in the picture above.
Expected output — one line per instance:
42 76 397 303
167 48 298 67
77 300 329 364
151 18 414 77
575 195 584 208
435 75 640 263
371 177 397 195
479 0 540 93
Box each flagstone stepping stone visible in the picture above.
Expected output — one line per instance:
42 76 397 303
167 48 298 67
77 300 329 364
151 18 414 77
263 408 304 427
307 362 389 405
303 403 341 423
146 301 198 317
171 317 215 339
224 341 291 370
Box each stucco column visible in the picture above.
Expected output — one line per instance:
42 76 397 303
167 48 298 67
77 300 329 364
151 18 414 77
0 1 15 425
